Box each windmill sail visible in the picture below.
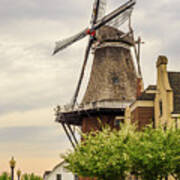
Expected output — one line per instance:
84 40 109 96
53 0 136 55
97 0 107 21
90 0 107 25
107 8 133 28
53 28 88 55
94 0 136 30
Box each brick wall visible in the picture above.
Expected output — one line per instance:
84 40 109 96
131 107 154 130
82 115 115 133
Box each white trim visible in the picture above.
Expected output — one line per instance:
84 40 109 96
60 100 133 113
95 42 131 50
145 90 157 94
172 114 180 118
130 101 154 112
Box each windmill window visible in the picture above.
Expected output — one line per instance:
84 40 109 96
112 76 119 84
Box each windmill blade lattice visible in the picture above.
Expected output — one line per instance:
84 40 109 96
97 0 107 21
53 28 88 55
107 8 133 28
91 0 107 24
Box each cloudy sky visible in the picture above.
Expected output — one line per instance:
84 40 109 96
0 0 180 176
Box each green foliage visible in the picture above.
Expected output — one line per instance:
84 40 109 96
62 124 136 180
128 127 180 180
62 123 180 180
171 128 180 180
0 172 42 180
21 173 43 180
0 172 10 180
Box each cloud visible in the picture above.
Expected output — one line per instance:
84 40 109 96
0 107 54 126
0 125 65 145
0 0 92 22
0 125 73 156
0 27 90 114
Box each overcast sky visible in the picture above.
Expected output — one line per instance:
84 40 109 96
0 0 180 176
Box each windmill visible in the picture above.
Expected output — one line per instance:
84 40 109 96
54 0 141 154
54 0 137 105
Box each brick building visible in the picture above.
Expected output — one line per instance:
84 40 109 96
130 56 180 129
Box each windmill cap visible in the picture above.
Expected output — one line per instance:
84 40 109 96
96 26 133 45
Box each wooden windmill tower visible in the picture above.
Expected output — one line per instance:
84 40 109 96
54 0 142 149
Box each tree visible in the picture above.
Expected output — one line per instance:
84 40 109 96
62 124 136 180
62 123 180 180
128 127 180 180
171 128 180 180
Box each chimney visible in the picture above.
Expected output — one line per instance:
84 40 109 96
156 55 170 90
136 77 144 97
156 56 168 69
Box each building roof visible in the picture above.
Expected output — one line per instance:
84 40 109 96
146 85 157 91
136 85 156 101
168 72 180 114
43 171 51 179
43 161 64 180
137 92 155 101
96 26 134 45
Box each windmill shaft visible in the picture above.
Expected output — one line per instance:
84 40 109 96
72 38 93 106
94 0 136 30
